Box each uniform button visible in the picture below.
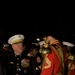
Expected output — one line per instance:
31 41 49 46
17 63 19 65
18 68 21 71
17 58 19 60
16 74 18 75
16 67 21 71
17 68 18 70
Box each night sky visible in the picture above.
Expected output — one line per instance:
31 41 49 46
0 6 75 48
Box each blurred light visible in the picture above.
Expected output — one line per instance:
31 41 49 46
36 38 40 41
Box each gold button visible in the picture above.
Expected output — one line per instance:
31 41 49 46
17 68 18 70
17 58 19 60
17 63 19 65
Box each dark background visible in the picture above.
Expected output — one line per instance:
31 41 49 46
0 4 75 48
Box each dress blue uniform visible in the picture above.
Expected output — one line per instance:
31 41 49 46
4 51 34 75
3 34 34 75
